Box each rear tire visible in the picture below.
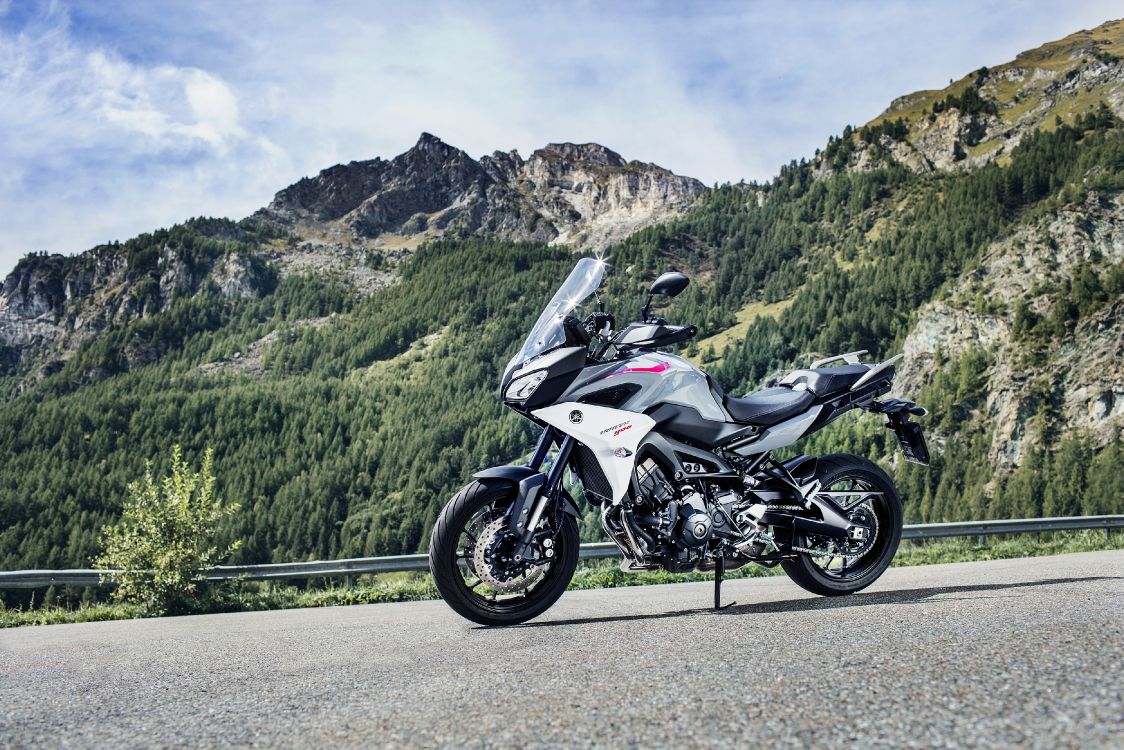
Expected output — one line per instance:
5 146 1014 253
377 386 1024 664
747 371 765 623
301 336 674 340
781 453 903 597
429 480 579 626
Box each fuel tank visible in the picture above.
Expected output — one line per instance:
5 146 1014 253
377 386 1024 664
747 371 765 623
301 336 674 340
561 353 722 417
558 352 746 449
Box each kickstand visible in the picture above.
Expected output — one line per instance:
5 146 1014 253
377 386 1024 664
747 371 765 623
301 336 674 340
713 556 735 610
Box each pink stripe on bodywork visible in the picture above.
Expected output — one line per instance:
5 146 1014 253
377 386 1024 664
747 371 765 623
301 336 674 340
601 360 671 379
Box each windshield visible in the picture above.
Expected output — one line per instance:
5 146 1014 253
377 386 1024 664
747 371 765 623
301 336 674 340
506 257 606 374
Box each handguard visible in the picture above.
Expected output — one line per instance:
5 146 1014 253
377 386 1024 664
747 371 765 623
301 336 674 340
869 398 931 465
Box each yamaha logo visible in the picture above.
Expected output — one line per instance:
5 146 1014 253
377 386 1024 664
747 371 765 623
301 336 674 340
569 410 583 424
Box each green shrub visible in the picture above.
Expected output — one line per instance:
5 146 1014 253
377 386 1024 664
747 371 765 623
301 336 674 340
94 446 240 615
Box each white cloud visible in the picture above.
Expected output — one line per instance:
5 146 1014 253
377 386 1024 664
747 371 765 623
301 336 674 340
0 5 292 268
87 52 242 149
184 70 242 147
0 0 1121 273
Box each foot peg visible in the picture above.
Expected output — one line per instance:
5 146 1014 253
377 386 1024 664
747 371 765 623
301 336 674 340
620 559 660 573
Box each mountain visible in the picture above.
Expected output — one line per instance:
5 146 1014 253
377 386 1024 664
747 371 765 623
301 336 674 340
0 220 280 385
0 136 704 382
0 21 1121 573
819 18 1124 174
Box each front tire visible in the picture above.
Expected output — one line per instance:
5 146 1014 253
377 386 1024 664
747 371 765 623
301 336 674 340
429 479 579 626
781 453 903 597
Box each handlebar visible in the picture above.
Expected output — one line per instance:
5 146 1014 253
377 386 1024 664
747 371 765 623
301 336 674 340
659 324 697 346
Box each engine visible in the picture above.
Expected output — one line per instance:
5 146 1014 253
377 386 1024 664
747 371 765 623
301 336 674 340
603 458 769 573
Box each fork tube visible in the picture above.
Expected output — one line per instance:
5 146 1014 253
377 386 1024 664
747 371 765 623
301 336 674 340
520 436 575 545
526 426 556 470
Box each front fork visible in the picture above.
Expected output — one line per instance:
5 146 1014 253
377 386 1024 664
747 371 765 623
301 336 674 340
508 427 575 562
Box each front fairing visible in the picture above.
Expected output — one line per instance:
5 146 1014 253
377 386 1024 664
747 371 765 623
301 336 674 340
502 345 589 412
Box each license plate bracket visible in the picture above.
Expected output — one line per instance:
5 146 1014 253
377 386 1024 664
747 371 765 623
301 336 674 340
889 415 930 465
869 398 931 466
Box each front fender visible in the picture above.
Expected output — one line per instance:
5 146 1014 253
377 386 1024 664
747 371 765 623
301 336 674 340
472 465 581 518
474 465 541 483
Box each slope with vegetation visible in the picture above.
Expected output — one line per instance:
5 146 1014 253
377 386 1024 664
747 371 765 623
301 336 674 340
1 21 1122 580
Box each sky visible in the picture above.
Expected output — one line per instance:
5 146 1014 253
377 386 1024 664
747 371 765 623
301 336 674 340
0 1 1120 274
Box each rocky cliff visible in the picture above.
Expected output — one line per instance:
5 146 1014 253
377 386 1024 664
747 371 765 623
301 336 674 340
797 20 1124 479
0 221 274 381
899 192 1124 466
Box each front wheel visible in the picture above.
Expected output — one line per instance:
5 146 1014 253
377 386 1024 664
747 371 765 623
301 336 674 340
429 479 579 626
781 453 903 597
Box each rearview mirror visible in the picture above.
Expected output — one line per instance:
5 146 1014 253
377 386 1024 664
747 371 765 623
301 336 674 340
649 271 689 298
641 271 690 321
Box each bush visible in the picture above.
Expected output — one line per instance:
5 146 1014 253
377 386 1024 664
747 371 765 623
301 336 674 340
94 446 240 615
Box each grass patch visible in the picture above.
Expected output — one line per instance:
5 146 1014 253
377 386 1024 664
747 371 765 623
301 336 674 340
968 138 1005 160
689 296 795 365
2 530 1119 628
0 602 142 629
892 529 1119 566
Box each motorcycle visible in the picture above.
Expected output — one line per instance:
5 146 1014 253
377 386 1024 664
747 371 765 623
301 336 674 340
429 257 929 626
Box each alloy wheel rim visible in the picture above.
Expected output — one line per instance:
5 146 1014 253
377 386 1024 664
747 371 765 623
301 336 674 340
804 475 890 580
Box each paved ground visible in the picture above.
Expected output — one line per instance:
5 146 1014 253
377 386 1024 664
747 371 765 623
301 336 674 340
1 551 1122 749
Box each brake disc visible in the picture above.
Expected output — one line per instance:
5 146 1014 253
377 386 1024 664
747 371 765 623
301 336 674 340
471 517 546 593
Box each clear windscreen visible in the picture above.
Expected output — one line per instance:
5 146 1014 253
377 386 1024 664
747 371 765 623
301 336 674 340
506 257 605 374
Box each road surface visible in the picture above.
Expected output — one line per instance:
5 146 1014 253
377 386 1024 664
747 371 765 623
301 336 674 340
2 551 1122 749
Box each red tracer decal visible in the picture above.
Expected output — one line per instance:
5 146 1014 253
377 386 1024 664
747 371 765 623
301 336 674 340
602 360 671 379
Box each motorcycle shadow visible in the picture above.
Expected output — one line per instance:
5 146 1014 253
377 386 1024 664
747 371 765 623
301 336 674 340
500 575 1120 629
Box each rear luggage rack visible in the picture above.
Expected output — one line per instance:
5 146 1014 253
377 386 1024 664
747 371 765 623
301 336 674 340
851 353 904 391
809 350 867 368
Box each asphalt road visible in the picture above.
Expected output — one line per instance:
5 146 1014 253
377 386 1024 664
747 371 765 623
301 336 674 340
2 551 1122 749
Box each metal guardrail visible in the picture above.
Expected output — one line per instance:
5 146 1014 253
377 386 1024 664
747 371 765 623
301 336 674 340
1 515 1120 589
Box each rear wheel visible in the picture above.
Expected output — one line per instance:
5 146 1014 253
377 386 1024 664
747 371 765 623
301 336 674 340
429 480 579 626
781 453 903 596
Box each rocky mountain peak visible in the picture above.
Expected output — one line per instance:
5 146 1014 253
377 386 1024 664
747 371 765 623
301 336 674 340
253 133 706 250
0 135 706 378
414 131 449 149
393 132 474 171
533 142 627 168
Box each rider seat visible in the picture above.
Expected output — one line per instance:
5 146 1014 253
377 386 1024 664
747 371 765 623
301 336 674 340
716 363 872 426
722 387 814 426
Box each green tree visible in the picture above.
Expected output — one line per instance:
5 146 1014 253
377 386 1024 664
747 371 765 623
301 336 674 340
94 446 240 615
1043 435 1088 517
1084 433 1123 515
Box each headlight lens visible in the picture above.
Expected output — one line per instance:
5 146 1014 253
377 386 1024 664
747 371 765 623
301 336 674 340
505 370 547 401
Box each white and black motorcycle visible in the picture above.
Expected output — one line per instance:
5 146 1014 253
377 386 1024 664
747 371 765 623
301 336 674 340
429 258 929 625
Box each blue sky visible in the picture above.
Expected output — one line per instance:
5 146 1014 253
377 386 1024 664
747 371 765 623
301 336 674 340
0 1 1119 273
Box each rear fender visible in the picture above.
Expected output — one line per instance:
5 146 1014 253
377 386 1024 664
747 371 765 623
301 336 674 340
472 466 581 522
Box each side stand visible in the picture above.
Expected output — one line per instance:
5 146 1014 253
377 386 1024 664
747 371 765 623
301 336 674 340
713 556 734 610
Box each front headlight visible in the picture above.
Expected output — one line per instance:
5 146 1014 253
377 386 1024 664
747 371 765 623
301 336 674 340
504 370 547 401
